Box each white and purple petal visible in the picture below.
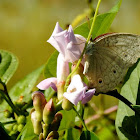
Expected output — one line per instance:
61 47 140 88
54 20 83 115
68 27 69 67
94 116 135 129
37 77 57 91
63 87 87 105
57 53 69 83
81 89 96 104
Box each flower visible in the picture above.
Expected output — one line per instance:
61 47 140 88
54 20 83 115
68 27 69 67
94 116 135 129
37 53 69 94
47 22 86 63
37 77 57 91
63 74 95 105
57 53 69 83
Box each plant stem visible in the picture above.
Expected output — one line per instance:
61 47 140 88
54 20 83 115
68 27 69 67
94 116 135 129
0 90 21 115
99 90 137 113
86 0 102 43
64 0 102 91
73 107 88 131
2 120 16 125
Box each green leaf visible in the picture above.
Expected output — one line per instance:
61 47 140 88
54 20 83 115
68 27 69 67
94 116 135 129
63 128 80 140
44 51 59 78
44 87 56 102
0 65 44 123
115 60 140 140
16 116 38 140
74 0 122 39
78 131 99 140
58 110 76 131
135 82 140 138
0 50 18 84
9 65 44 102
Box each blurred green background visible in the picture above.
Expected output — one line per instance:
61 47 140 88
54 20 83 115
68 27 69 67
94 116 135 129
0 0 140 89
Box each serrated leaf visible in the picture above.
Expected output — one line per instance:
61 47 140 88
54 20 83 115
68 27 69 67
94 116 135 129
78 131 99 140
0 50 18 84
74 0 122 39
115 60 140 140
44 51 59 78
9 65 44 102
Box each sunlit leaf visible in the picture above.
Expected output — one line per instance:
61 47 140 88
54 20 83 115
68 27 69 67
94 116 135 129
115 60 140 140
0 65 44 123
44 51 59 78
9 65 44 102
0 50 18 84
74 0 122 39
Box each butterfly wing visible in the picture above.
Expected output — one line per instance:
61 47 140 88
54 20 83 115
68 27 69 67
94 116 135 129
84 33 140 93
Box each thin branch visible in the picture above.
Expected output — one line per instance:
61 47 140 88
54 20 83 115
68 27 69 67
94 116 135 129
85 105 118 124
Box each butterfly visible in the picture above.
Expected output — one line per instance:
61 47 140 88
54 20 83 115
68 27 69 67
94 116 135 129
83 33 140 93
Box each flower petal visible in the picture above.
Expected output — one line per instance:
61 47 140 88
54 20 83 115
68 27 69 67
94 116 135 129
67 74 84 92
37 77 57 91
63 87 87 105
67 25 77 43
81 89 96 104
57 54 69 83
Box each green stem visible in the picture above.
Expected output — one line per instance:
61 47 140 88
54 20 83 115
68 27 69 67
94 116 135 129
86 0 102 43
2 120 16 125
64 0 102 91
0 90 21 115
73 107 88 131
21 99 33 111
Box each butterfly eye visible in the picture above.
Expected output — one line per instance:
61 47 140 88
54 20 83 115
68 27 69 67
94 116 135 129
98 78 103 84
113 69 116 74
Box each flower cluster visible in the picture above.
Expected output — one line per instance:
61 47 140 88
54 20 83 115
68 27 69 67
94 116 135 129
37 22 95 107
31 91 62 139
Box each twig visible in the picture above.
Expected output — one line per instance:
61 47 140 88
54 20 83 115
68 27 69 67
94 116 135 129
85 105 118 124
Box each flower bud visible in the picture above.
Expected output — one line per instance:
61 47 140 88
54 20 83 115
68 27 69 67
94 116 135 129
13 124 18 132
31 109 42 135
62 97 74 111
50 112 62 131
43 99 55 124
39 133 44 140
32 91 47 121
46 131 59 140
57 81 65 100
18 124 24 132
4 110 12 118
42 123 49 139
17 115 26 124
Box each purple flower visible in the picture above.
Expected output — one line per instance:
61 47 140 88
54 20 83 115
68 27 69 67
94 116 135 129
57 53 69 83
63 74 95 105
47 22 86 63
37 77 57 91
37 53 69 92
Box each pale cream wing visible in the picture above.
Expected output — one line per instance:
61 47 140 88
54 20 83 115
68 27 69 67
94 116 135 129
84 33 140 93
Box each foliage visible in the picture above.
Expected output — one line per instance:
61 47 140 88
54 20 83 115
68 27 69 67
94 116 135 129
115 60 140 140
